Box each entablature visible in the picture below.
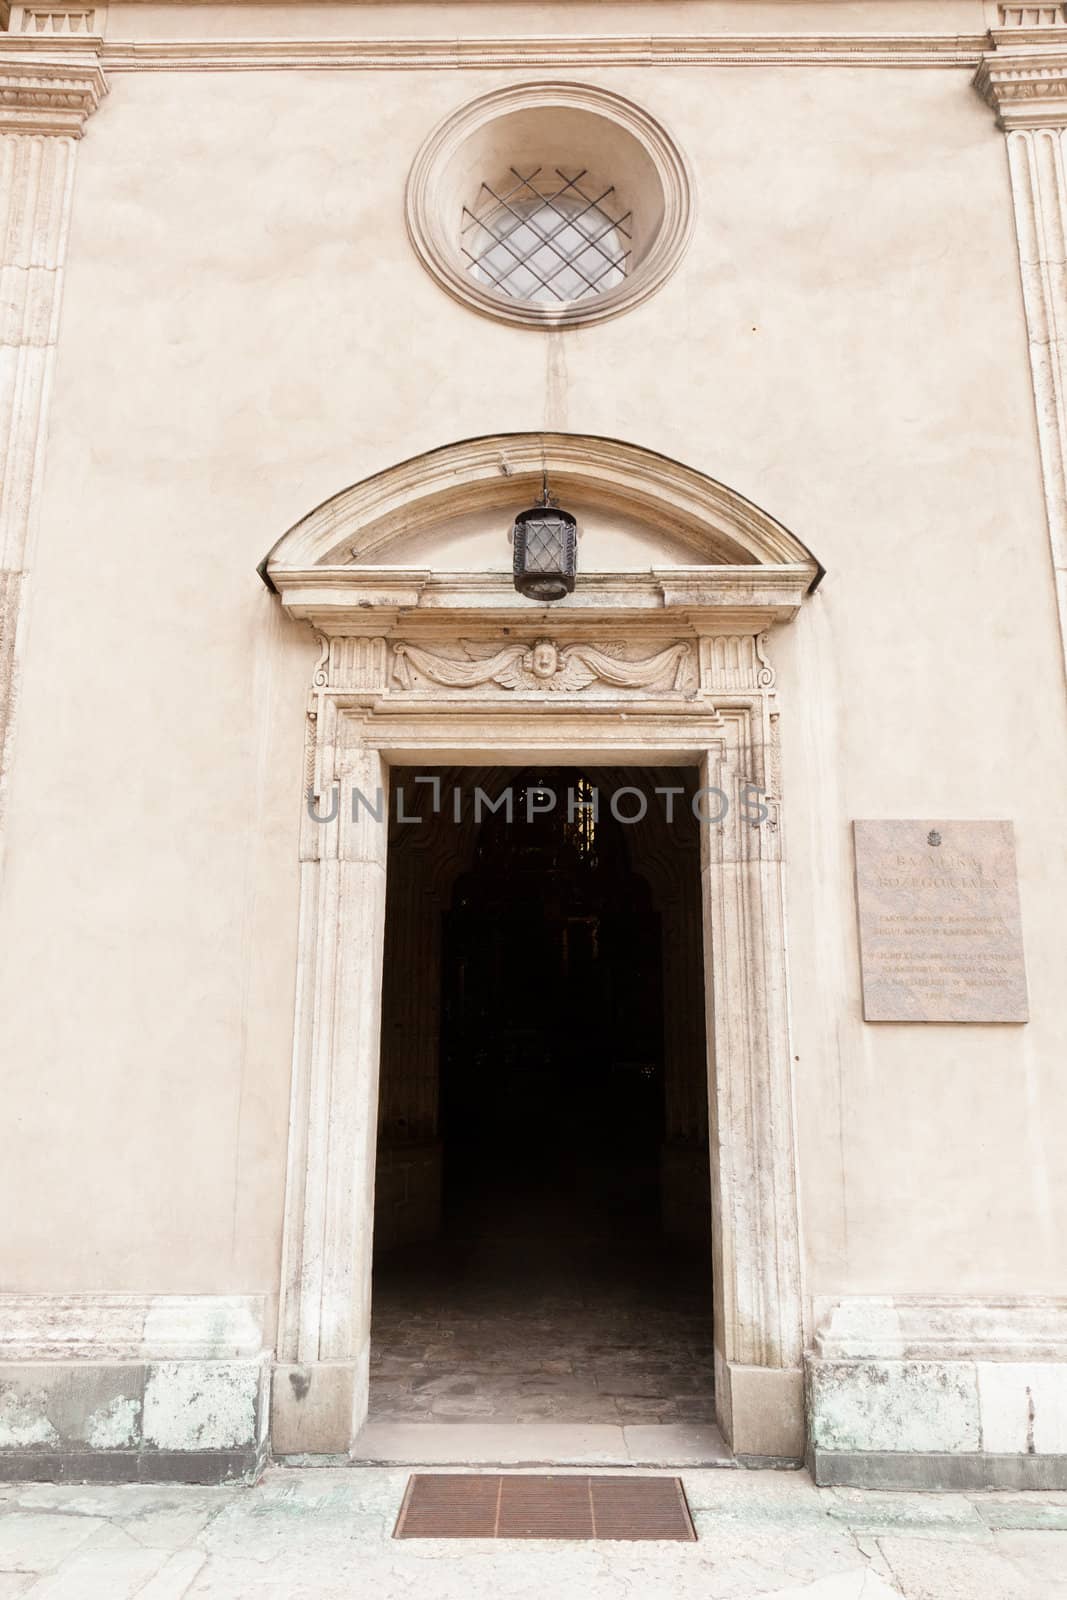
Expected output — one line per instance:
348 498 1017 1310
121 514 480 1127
270 566 817 638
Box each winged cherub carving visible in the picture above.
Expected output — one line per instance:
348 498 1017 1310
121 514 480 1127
392 637 693 693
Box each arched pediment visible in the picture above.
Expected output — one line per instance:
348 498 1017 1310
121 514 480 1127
261 433 823 630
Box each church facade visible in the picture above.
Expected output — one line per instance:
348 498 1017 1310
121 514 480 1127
1 0 1066 1489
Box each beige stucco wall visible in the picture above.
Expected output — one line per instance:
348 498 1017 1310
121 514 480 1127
103 1 993 44
1 31 1065 1325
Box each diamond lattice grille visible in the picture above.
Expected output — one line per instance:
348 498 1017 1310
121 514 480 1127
522 516 565 573
462 168 632 306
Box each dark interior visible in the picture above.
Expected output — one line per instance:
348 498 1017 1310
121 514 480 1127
370 768 715 1426
441 772 665 1236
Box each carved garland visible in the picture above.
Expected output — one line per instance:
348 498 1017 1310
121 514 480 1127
391 637 695 693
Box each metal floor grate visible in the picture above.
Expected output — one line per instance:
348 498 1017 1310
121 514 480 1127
394 1474 696 1541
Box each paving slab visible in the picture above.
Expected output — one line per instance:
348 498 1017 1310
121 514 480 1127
823 1489 987 1538
750 1577 904 1600
0 1512 104 1574
975 1497 1067 1530
992 1528 1067 1593
135 1550 208 1599
19 1545 167 1599
876 1532 1052 1600
0 1465 1064 1599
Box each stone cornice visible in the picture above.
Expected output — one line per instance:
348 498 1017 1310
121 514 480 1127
0 38 106 136
0 1293 267 1360
98 33 988 74
271 567 816 635
976 32 1067 127
814 1296 1067 1362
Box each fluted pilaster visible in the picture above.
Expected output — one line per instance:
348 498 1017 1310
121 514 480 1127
0 39 105 867
977 35 1067 689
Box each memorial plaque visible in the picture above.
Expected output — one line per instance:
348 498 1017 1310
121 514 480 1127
853 820 1028 1022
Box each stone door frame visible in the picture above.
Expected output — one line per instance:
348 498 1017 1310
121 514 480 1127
264 432 819 1461
270 678 805 1461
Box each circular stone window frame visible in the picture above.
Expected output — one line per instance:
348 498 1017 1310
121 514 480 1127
405 81 695 331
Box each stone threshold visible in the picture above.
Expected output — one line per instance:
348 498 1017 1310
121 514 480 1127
334 1422 734 1468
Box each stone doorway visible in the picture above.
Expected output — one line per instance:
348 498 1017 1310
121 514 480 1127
369 767 714 1429
267 434 818 1460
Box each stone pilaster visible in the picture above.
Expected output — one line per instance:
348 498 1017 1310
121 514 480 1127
977 34 1067 690
0 36 105 870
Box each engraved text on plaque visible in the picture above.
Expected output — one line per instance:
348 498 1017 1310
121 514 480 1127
853 820 1028 1023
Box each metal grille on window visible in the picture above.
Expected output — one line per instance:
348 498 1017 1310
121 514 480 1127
462 168 632 306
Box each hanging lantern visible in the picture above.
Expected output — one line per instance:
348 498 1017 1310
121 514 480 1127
512 473 577 602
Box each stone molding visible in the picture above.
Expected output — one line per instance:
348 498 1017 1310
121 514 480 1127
304 627 777 701
998 7 1067 27
976 39 1067 128
0 39 106 137
275 570 816 640
97 35 990 74
1004 4 1067 23
814 1295 1067 1361
0 1294 268 1360
6 5 106 38
263 432 824 577
0 49 104 878
976 40 1067 690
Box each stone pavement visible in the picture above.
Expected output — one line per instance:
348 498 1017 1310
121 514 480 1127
2 1465 1067 1598
369 1198 717 1425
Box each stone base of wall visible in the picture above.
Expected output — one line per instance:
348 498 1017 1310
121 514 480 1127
0 1444 266 1485
807 1295 1067 1491
809 1446 1067 1491
374 1141 443 1252
0 1297 272 1484
0 1357 271 1484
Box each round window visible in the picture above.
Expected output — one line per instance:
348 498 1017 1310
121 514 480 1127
406 83 694 329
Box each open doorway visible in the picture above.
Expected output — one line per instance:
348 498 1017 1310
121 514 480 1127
370 767 713 1427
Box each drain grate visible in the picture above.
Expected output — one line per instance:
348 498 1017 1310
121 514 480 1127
394 1474 696 1541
